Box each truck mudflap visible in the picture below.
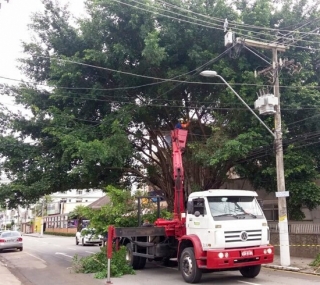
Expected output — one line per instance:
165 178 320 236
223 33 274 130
200 245 274 269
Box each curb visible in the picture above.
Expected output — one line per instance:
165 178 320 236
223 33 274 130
263 264 300 272
263 264 320 276
23 234 43 238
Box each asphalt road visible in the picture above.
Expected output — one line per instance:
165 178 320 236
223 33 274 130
1 235 320 285
116 261 320 285
0 235 105 285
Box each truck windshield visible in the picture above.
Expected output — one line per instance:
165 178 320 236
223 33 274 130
207 196 264 219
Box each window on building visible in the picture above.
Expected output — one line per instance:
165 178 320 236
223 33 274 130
68 199 71 202
76 199 82 203
76 190 83 195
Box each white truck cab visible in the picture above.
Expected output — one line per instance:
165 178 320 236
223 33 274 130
186 189 269 250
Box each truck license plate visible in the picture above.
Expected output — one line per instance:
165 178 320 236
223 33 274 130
241 250 253 257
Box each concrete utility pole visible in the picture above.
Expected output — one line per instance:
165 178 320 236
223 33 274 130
272 48 290 267
4 203 7 230
236 38 291 266
40 197 44 237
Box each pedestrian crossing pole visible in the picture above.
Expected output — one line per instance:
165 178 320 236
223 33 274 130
106 225 115 284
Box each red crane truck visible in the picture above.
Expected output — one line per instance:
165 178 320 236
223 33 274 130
111 128 274 283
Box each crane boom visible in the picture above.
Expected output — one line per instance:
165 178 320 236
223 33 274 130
171 128 188 220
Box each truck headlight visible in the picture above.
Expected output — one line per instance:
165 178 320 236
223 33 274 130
218 252 224 258
218 252 229 258
264 248 272 254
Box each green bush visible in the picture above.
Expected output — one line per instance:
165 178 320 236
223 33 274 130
72 246 135 278
310 253 320 267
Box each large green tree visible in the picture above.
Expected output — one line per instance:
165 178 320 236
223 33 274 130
1 0 320 219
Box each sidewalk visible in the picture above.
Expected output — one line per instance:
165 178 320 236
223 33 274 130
263 255 320 275
0 261 21 285
23 233 47 238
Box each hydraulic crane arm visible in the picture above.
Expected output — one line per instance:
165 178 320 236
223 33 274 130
171 128 188 220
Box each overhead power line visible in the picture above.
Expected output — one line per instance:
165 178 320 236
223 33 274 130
108 0 320 50
156 0 320 37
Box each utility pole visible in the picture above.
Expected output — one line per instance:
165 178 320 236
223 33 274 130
272 48 290 266
4 203 7 230
233 37 291 266
40 197 44 237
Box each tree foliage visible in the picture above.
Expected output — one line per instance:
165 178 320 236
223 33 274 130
1 0 320 219
73 186 172 235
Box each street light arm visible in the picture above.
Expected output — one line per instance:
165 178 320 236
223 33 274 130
216 75 275 138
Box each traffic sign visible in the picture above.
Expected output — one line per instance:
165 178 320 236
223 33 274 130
275 191 289 198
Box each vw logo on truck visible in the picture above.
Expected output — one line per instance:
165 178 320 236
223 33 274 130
240 231 248 241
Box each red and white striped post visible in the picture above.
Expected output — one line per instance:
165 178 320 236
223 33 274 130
106 225 114 284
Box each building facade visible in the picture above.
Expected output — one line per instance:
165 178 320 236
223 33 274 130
44 189 105 231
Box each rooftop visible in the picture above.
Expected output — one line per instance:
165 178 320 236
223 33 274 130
88 195 110 209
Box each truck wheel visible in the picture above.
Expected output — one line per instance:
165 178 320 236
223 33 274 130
126 243 143 269
180 247 202 283
239 265 261 278
138 256 146 269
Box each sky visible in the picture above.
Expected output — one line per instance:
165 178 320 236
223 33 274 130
0 0 86 109
0 0 86 183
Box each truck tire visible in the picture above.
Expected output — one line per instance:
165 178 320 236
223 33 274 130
138 256 146 269
179 247 202 283
126 243 145 270
239 265 261 278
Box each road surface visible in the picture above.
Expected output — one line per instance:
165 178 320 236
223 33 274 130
1 235 320 284
0 235 104 285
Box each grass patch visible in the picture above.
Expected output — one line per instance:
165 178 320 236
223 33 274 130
310 253 320 267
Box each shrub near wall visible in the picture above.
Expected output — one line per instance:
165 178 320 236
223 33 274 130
45 232 75 237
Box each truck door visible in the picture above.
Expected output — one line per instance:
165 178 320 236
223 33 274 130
186 198 212 249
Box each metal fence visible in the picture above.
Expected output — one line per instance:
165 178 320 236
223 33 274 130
269 222 320 234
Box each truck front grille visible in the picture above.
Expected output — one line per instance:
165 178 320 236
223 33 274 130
224 229 262 243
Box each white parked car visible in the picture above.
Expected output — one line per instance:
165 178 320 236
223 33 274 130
0 230 23 252
75 228 103 246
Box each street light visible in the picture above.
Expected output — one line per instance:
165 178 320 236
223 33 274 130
200 70 290 266
199 71 274 137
